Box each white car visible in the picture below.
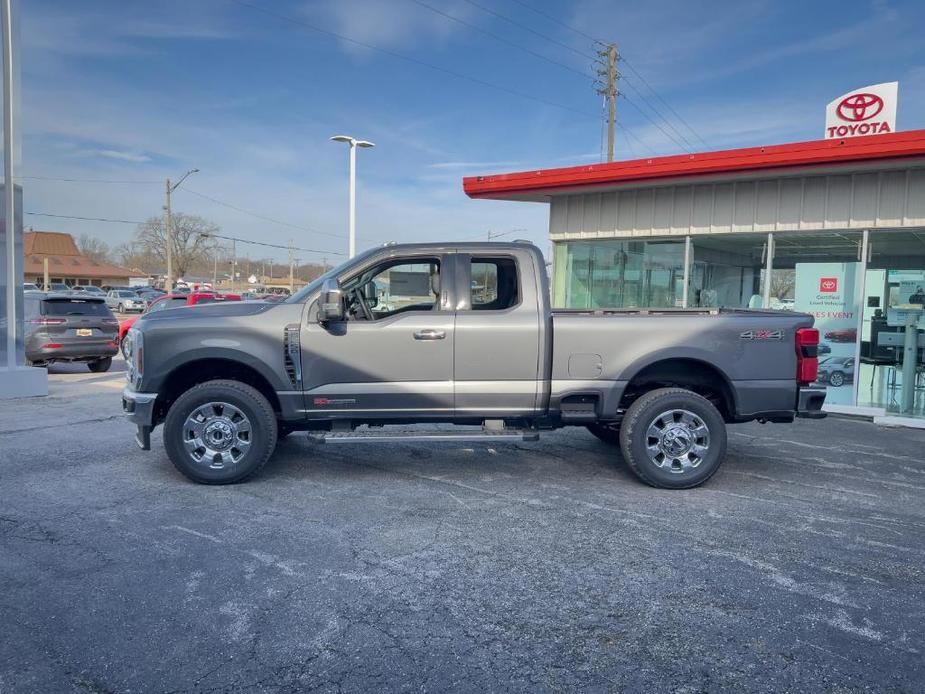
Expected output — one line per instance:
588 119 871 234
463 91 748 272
105 289 146 313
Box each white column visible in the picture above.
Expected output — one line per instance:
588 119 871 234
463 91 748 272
681 235 691 308
0 0 45 398
348 142 356 259
762 232 774 309
851 230 869 407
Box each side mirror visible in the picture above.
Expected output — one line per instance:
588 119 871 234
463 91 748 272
317 278 345 323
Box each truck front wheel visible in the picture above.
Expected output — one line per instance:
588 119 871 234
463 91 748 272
619 387 727 489
163 379 278 484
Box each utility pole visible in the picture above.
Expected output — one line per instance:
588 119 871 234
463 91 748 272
163 168 199 292
288 240 294 293
595 43 619 162
230 237 236 293
164 178 173 291
212 252 217 289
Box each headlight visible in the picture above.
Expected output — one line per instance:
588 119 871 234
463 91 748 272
126 328 144 387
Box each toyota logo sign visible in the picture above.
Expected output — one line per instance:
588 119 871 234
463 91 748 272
825 82 897 139
836 93 883 122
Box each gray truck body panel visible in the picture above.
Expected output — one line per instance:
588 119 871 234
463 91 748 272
124 242 822 432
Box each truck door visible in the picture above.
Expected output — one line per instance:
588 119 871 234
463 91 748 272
452 252 542 415
300 253 456 418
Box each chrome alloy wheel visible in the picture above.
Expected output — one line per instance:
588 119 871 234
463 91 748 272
183 402 252 468
645 409 711 474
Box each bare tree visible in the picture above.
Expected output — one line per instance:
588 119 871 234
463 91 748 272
77 234 112 263
134 213 218 279
771 269 795 301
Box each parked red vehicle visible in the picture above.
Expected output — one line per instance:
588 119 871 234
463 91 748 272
118 292 241 356
823 328 857 343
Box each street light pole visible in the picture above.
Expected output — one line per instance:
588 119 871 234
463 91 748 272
164 168 199 292
330 135 374 258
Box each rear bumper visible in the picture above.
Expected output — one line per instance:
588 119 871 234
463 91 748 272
122 385 158 450
27 341 118 362
796 385 827 419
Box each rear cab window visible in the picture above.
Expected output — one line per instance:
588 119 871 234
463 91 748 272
469 257 519 311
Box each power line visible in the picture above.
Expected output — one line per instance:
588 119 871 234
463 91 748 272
203 231 344 257
179 187 348 242
620 93 691 153
456 0 596 61
229 0 599 121
25 212 146 224
17 176 160 184
619 80 695 151
620 57 710 150
506 0 601 44
408 0 590 80
504 0 708 150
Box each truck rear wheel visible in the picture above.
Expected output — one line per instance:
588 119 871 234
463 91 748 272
163 379 278 484
619 387 726 489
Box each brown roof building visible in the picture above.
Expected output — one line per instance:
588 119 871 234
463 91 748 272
24 231 136 287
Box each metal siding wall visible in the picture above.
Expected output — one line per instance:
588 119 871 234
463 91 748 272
616 190 635 234
879 171 906 225
755 180 778 231
851 173 878 227
584 193 602 238
779 179 802 228
826 175 852 228
547 167 925 239
733 182 756 232
908 170 925 224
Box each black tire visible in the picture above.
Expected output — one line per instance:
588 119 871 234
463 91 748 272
586 422 620 445
163 379 278 485
117 303 124 313
88 357 112 373
828 371 845 387
619 387 727 489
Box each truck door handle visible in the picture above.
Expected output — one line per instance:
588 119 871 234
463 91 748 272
413 329 446 340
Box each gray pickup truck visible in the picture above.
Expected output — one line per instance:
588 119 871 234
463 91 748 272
122 241 826 488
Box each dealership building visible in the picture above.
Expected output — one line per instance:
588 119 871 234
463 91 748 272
464 87 925 426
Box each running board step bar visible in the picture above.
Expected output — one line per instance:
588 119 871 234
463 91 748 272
309 429 539 444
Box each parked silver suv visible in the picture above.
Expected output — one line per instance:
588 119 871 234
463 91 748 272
105 289 146 313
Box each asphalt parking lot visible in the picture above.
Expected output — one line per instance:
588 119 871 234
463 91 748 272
1 359 923 692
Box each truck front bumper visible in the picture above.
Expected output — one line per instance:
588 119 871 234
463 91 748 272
796 385 827 419
122 385 158 450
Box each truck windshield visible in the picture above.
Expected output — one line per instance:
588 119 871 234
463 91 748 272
285 247 379 304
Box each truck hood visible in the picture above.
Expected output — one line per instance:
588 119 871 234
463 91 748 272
140 301 276 323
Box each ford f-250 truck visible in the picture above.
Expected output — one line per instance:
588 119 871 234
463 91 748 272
122 242 826 488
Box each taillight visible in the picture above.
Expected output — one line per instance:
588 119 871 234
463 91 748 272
29 318 66 325
796 328 819 385
41 343 64 349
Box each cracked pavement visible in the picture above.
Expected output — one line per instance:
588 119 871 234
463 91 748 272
0 358 923 692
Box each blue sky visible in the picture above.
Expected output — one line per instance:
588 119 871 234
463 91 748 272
19 0 925 264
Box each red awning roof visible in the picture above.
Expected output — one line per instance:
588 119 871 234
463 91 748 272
463 129 925 200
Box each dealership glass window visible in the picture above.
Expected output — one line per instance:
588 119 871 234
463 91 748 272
856 230 925 417
552 240 686 309
687 235 769 309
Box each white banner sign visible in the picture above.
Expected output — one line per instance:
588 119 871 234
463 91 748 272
825 82 897 139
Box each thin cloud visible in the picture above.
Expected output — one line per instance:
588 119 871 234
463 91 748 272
428 160 522 170
93 150 152 164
